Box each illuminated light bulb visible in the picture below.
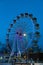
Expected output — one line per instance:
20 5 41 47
0 57 3 60
23 33 27 36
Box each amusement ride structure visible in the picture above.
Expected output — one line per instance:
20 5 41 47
5 12 40 62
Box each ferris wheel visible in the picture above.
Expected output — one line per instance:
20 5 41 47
6 13 40 58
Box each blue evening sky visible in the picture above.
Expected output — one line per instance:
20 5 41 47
0 0 43 49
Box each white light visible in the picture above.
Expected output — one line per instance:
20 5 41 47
23 33 27 36
0 57 3 60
